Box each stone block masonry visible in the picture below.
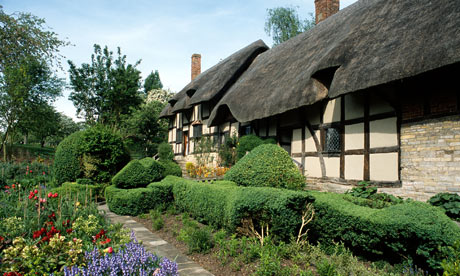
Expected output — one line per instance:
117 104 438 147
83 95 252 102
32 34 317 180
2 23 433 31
380 115 460 201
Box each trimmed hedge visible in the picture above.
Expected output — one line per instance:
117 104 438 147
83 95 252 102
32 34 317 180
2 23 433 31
166 176 314 240
308 191 460 272
112 158 165 189
53 131 84 185
105 182 173 216
159 160 182 177
225 144 305 190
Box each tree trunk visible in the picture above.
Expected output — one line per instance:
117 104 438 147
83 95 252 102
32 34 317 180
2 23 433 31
24 134 28 144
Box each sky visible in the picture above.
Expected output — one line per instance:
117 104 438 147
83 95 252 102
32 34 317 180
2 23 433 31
2 0 358 121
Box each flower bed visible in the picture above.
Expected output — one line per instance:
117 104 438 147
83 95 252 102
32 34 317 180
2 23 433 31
0 166 178 275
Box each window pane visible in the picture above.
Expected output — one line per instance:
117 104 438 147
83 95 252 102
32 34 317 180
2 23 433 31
193 125 202 138
325 128 341 152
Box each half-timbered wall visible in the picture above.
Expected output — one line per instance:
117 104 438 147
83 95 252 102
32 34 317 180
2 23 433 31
291 92 399 184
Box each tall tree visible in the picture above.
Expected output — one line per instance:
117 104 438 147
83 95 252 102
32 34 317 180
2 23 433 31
0 6 67 160
120 101 168 156
144 70 163 93
68 45 142 126
265 7 315 46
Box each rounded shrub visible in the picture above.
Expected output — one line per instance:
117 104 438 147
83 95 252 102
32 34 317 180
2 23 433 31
78 125 130 183
225 144 305 190
158 142 174 161
53 131 84 185
159 160 182 177
53 125 130 185
112 157 165 189
236 134 263 161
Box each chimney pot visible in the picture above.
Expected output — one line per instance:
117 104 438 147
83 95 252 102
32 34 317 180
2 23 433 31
315 0 340 24
191 54 201 81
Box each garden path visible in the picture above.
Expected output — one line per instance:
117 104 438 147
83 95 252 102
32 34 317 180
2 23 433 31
98 204 215 276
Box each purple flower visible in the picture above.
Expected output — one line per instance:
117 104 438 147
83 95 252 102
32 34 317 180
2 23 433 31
61 234 178 276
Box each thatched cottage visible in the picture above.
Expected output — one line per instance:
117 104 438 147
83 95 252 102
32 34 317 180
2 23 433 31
160 0 460 200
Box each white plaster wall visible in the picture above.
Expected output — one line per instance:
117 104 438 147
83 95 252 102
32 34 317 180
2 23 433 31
370 152 399 181
305 128 319 152
345 123 364 150
168 130 173 143
221 122 230 132
345 94 364 120
231 123 239 137
305 157 322 178
370 95 393 115
345 155 364 180
193 105 199 121
292 129 302 153
323 98 341 123
370 117 398 148
172 129 176 142
183 125 189 131
324 157 340 178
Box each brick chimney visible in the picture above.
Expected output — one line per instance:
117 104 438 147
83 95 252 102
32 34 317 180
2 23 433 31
315 0 339 24
191 54 201 81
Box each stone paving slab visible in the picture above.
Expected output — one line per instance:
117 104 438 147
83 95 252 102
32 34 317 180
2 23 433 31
98 204 214 276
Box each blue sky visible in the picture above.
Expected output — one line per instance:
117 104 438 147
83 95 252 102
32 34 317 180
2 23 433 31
2 0 357 121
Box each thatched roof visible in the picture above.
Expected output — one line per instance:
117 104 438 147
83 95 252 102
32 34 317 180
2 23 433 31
208 0 460 125
159 40 269 118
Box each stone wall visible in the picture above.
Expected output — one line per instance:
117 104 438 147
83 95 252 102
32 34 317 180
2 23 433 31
379 115 460 201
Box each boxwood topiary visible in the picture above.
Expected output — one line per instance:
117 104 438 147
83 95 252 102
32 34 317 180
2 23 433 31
78 125 130 183
166 176 313 240
53 125 130 185
159 160 182 177
225 144 305 190
112 157 165 189
53 131 84 185
309 191 460 272
105 182 173 216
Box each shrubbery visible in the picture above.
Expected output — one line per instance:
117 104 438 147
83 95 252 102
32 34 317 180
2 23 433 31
53 131 84 185
308 191 460 272
236 134 275 161
158 142 174 161
78 125 130 183
428 192 460 220
159 160 182 177
105 182 173 216
225 144 305 190
167 176 314 240
111 158 165 189
53 126 130 185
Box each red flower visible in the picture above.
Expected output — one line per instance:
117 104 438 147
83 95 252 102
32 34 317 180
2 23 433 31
28 194 33 199
4 185 9 189
11 184 15 189
48 212 56 220
47 192 53 198
53 192 58 198
0 236 4 242
107 247 113 254
66 228 73 234
34 189 38 194
42 171 45 175
100 238 111 245
30 170 32 173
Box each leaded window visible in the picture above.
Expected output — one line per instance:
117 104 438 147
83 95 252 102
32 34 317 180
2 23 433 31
325 127 341 153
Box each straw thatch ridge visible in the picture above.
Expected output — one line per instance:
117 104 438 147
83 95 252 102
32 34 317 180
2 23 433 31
208 0 460 125
159 40 269 118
